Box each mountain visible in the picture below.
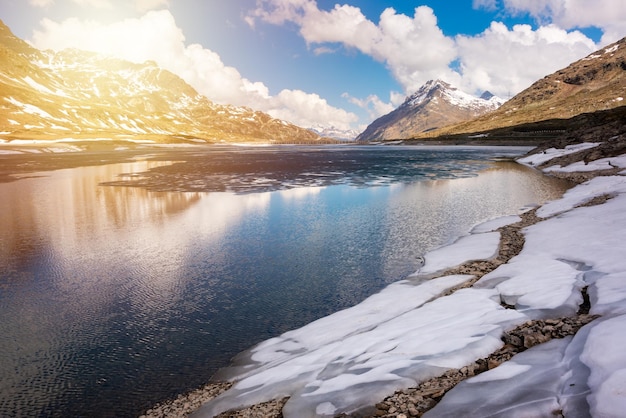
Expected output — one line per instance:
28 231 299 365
309 125 360 141
356 80 504 142
0 20 325 145
429 37 626 138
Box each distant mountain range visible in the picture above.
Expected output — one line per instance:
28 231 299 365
429 37 626 139
308 125 361 141
356 80 504 142
0 20 326 145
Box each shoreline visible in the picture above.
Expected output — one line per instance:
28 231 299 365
138 187 594 418
140 136 626 417
3 139 623 417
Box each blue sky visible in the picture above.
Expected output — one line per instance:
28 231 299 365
1 0 624 131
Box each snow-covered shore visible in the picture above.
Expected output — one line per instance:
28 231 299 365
143 140 626 418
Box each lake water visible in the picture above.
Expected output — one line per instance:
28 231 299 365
0 145 572 417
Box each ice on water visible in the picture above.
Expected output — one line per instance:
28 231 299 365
194 144 626 417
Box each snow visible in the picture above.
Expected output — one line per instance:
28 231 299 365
22 76 55 95
197 287 526 417
471 215 520 233
545 155 626 173
581 315 626 416
538 175 626 217
192 142 626 417
4 97 54 119
517 142 600 166
404 80 503 112
410 232 500 276
424 337 580 417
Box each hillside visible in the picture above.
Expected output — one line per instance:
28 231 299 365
423 37 626 140
356 80 503 142
0 20 325 145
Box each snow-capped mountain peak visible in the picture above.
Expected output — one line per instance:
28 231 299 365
308 125 360 141
356 80 504 142
403 80 503 112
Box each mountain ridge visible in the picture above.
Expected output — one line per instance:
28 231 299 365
424 37 626 139
0 20 327 145
356 80 503 142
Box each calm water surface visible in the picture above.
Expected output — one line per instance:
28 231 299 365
0 146 572 417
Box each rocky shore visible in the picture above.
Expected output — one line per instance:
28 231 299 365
141 113 626 418
140 201 600 418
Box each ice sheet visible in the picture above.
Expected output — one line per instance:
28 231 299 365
538 175 626 217
429 314 626 418
580 315 626 417
194 287 526 417
410 232 500 276
516 142 600 166
424 337 576 418
545 155 626 173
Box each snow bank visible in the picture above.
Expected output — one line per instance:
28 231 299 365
196 283 526 417
192 142 626 417
545 155 626 173
471 215 521 233
516 142 600 166
424 337 577 417
410 232 500 276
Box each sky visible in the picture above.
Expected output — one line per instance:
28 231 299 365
0 0 624 132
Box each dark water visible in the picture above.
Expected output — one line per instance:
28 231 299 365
0 145 572 417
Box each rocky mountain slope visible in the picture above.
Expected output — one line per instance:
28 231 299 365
0 21 324 145
428 37 626 139
356 80 503 142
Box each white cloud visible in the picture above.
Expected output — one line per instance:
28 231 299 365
267 90 359 129
472 0 497 11
248 2 458 93
248 0 602 100
135 0 169 13
29 10 357 130
72 0 112 8
456 22 597 97
491 0 626 45
342 92 396 120
29 0 55 7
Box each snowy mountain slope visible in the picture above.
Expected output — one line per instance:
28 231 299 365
356 80 504 142
308 125 360 141
0 20 323 144
434 36 626 137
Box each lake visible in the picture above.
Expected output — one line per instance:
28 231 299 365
0 145 572 417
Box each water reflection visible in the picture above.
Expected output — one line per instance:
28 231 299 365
0 149 572 418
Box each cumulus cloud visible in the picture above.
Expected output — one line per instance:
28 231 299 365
342 92 396 121
135 0 169 13
268 90 359 129
248 1 458 93
485 0 626 45
29 10 357 130
248 0 603 99
28 0 169 12
72 0 112 8
29 0 55 7
456 22 597 97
